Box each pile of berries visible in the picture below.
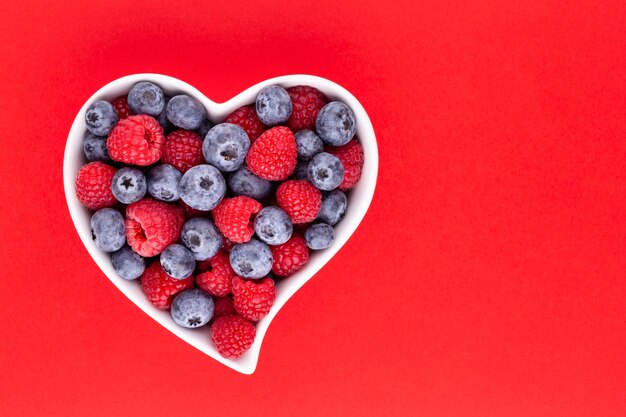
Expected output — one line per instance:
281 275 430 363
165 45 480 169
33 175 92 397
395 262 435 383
76 81 364 359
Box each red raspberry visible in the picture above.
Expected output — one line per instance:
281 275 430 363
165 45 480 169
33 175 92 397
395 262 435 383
213 297 237 318
276 180 322 224
140 262 193 310
223 239 236 252
178 199 207 220
271 235 309 277
246 126 297 181
225 105 265 143
75 162 117 210
161 130 204 173
112 95 132 119
211 315 256 359
125 199 184 257
212 196 262 243
287 85 328 131
327 139 364 190
196 251 236 297
107 115 165 166
232 277 277 321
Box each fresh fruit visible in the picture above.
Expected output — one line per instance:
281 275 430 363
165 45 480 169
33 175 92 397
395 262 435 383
112 95 132 119
75 161 117 210
315 101 356 146
213 296 237 317
166 94 206 130
180 218 223 261
111 246 145 280
111 167 147 204
196 119 215 139
327 139 364 191
304 223 335 249
225 105 265 142
196 250 235 297
255 85 292 126
178 164 226 211
229 238 273 279
211 315 256 358
157 96 174 133
270 235 309 277
127 81 165 116
202 123 250 172
83 133 112 163
232 276 276 321
292 161 309 180
147 164 182 202
294 129 323 161
227 166 272 200
276 180 322 224
90 208 126 252
140 262 193 310
170 289 214 328
125 198 184 257
307 152 344 191
85 100 118 136
212 196 262 243
317 190 347 226
287 85 328 131
246 126 297 181
253 206 293 245
107 114 165 166
160 244 196 279
161 129 204 173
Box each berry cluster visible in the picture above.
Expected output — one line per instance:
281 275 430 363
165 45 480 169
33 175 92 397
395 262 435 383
75 81 364 359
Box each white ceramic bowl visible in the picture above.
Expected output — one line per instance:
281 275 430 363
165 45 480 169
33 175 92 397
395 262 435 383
63 74 378 374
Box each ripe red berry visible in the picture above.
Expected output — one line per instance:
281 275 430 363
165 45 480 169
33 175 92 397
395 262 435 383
161 129 204 173
107 115 165 166
112 95 133 119
213 296 237 318
246 126 297 181
276 180 322 224
327 139 364 191
211 315 256 359
196 251 236 297
212 196 262 243
75 161 117 210
140 262 193 310
232 277 277 321
178 199 207 220
287 85 328 131
271 235 309 277
225 105 265 142
125 198 184 257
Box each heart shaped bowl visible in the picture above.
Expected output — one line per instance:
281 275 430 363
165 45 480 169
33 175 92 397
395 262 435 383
63 74 378 374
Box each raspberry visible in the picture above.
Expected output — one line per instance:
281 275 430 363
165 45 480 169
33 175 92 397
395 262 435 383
287 86 328 131
246 126 297 181
213 297 237 318
178 199 206 220
276 180 321 224
140 262 193 310
125 198 184 257
161 130 204 173
196 251 236 297
75 162 117 210
225 105 265 143
212 196 262 243
211 315 256 359
107 115 165 166
112 95 132 119
271 235 309 277
223 239 236 252
232 277 277 321
327 139 364 190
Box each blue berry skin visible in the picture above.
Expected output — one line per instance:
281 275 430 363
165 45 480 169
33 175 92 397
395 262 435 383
166 95 206 130
293 160 309 180
228 166 272 200
229 238 273 279
111 167 147 204
317 190 347 226
255 85 292 126
160 244 196 279
304 223 335 250
307 152 345 191
254 206 293 245
90 208 126 252
83 133 112 163
85 100 118 136
111 246 145 280
179 164 226 211
294 130 323 161
315 101 356 146
157 96 174 133
202 123 250 172
128 81 165 116
171 289 214 328
196 118 215 138
180 218 223 261
147 164 182 202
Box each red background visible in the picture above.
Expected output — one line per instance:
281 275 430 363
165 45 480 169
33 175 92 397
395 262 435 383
1 0 625 416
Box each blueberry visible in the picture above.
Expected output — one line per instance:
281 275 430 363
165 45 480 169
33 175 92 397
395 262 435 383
304 223 335 250
294 130 323 161
160 244 196 279
229 238 273 279
90 208 125 252
317 190 347 226
85 100 118 136
171 289 214 328
111 167 147 204
255 85 292 126
293 160 309 180
202 123 250 172
180 218 223 261
147 164 181 202
307 152 344 191
83 133 112 162
128 81 165 116
166 95 206 130
178 164 226 211
228 166 272 200
254 206 293 245
157 96 173 133
196 118 215 138
111 246 145 280
315 101 356 146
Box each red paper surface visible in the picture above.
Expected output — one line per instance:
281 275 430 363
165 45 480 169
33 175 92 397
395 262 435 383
1 0 625 415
